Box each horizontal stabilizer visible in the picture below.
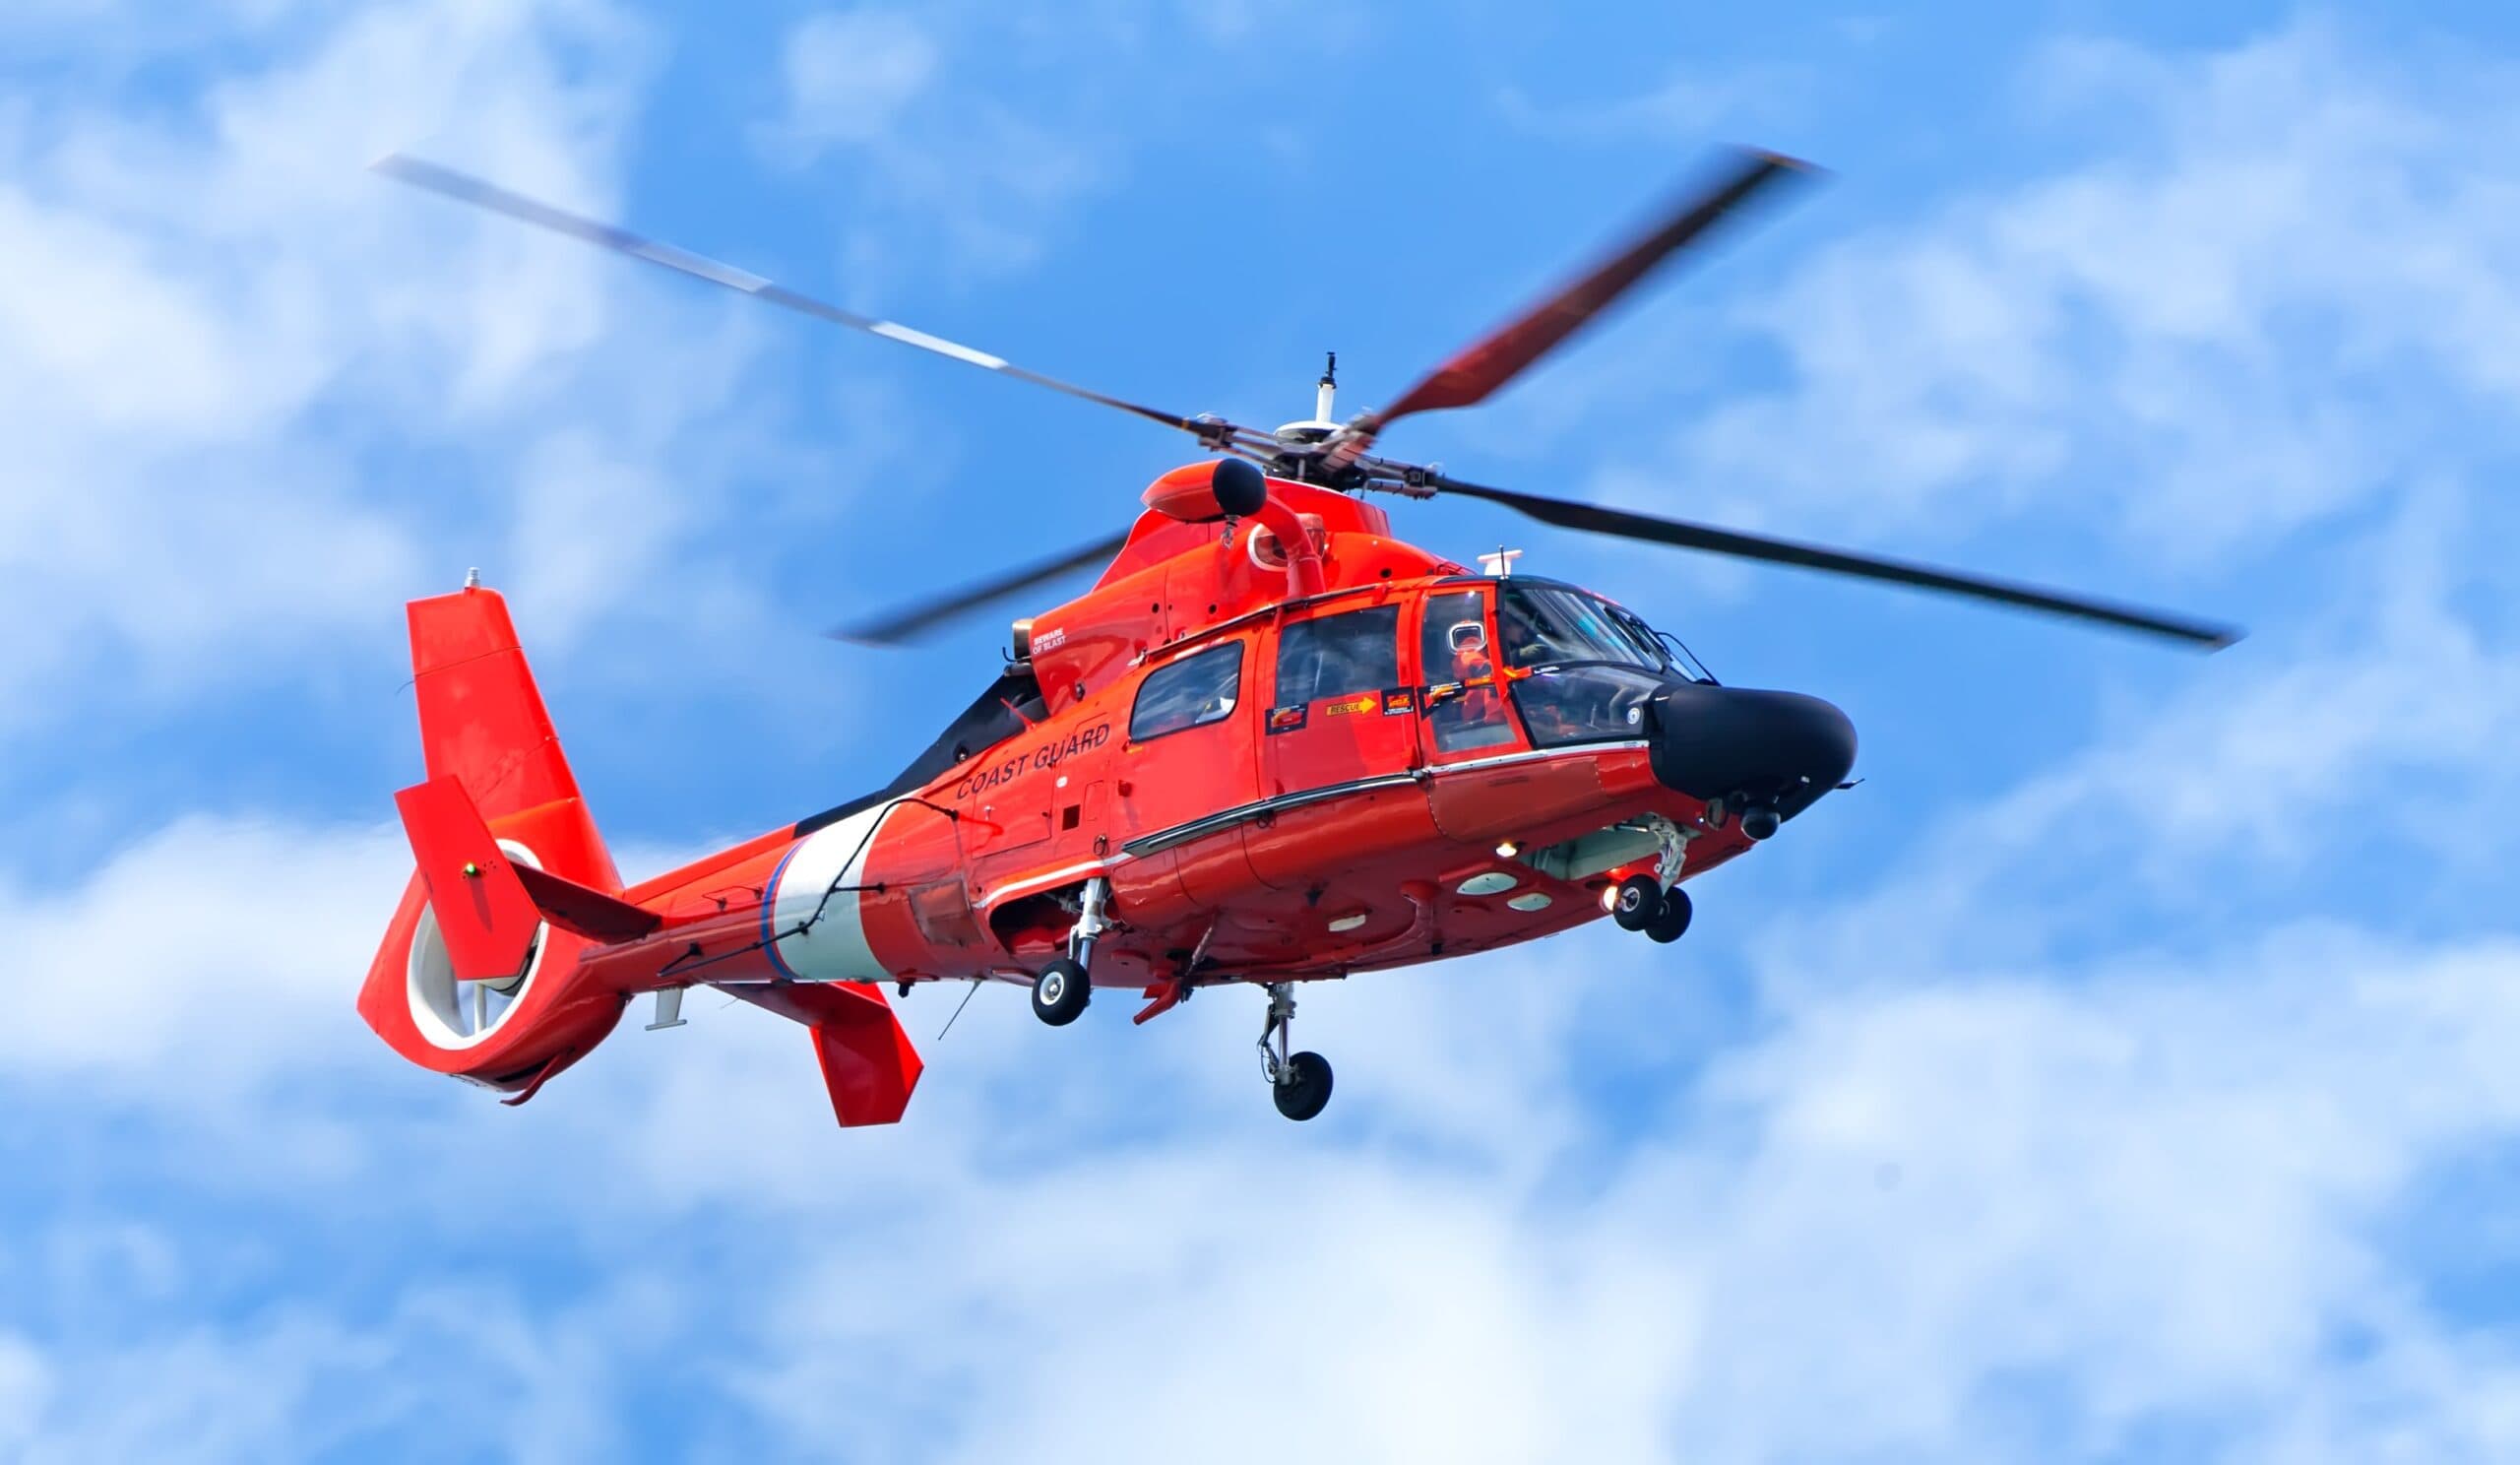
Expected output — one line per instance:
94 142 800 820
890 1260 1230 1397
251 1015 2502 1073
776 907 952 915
395 774 541 983
514 861 660 943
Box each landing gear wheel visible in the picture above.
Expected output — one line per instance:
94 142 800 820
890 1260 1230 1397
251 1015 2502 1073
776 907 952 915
1273 1051 1334 1121
1030 957 1091 1026
1611 874 1663 931
1646 887 1693 943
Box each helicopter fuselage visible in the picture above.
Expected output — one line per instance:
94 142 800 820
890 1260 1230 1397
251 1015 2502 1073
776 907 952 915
371 472 1851 1056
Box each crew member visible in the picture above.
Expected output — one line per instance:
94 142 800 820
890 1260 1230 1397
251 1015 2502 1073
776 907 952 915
1449 619 1502 729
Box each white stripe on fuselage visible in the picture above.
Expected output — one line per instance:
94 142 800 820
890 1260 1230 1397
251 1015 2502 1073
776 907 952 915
768 803 897 984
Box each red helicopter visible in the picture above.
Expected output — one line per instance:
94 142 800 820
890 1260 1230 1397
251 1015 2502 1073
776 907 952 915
358 150 2237 1124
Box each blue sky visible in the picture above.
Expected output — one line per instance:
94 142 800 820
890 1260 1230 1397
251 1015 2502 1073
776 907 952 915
6 1 2520 1459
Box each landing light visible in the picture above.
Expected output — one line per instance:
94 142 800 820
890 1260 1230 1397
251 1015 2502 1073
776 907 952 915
1494 840 1520 859
1327 912 1369 933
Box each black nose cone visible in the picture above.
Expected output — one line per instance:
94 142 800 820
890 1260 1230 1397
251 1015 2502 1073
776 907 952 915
1647 684 1857 820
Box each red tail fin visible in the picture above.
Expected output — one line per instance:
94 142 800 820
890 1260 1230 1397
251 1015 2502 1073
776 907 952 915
409 584 619 891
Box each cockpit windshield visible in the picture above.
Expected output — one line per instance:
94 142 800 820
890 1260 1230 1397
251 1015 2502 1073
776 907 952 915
1490 582 1710 747
1496 584 1691 677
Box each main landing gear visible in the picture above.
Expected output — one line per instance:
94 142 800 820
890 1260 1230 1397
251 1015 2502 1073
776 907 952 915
1258 983 1332 1121
1031 876 1113 1027
1032 878 1333 1121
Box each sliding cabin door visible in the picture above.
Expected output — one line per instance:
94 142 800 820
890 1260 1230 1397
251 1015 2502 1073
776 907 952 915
1260 600 1415 800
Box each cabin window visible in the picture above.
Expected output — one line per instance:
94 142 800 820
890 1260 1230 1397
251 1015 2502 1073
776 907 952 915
1129 641 1244 741
1275 604 1401 707
1420 591 1517 753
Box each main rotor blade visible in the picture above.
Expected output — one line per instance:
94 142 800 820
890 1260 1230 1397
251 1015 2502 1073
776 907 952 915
828 530 1133 646
372 155 1245 446
1431 476 2243 651
1326 148 1813 471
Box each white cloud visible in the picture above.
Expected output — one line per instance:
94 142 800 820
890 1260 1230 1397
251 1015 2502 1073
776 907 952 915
1497 58 1818 143
0 1275 677 1465
1634 931 2520 1463
0 1333 51 1456
758 7 1114 284
778 10 940 151
1757 481 2520 997
0 816 408 1095
614 926 2520 1464
0 0 841 737
1628 22 2520 569
16 742 2520 1462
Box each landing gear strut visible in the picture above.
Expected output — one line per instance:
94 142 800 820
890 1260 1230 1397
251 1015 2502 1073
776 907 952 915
1258 983 1332 1121
1031 875 1111 1027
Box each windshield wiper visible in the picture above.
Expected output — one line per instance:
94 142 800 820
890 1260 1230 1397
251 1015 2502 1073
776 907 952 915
1654 629 1719 684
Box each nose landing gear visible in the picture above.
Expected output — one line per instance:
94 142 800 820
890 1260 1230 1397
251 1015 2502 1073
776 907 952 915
1609 814 1697 944
1611 875 1694 943
1258 983 1333 1120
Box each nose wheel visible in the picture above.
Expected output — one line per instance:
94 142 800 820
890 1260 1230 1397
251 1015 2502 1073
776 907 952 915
1611 874 1662 930
1646 888 1692 942
1609 872 1693 944
1258 983 1333 1120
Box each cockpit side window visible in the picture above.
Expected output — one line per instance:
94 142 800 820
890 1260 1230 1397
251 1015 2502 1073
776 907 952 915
1420 590 1517 753
1129 641 1244 742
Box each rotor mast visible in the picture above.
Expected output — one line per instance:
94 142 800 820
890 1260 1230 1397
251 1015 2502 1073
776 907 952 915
1272 350 1344 470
